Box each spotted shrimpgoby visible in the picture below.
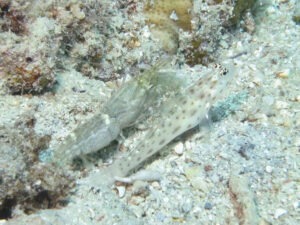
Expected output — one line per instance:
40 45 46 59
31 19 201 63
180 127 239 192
47 61 234 185
106 63 234 180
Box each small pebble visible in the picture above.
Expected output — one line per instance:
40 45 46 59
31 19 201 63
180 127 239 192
219 152 229 159
275 70 289 79
266 6 276 15
169 10 178 21
219 40 229 49
115 186 126 198
274 208 287 219
273 79 282 88
71 4 85 20
185 141 192 150
293 201 300 209
174 142 184 155
151 181 161 189
181 200 193 214
265 165 273 173
275 101 289 109
204 165 213 172
204 202 213 210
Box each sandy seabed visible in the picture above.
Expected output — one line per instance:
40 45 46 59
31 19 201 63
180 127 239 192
0 0 299 224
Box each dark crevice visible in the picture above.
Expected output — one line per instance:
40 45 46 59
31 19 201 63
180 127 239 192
0 198 16 219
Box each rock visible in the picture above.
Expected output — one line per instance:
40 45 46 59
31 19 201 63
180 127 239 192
204 202 213 210
274 208 287 219
174 142 184 155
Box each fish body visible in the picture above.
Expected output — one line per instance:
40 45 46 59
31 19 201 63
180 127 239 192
108 64 233 178
50 61 179 165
